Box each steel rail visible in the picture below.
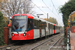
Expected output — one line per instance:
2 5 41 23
49 37 62 50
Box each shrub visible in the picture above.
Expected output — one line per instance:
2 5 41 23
0 12 5 45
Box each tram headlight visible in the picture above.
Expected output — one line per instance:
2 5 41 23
12 33 14 36
23 32 26 36
23 34 26 36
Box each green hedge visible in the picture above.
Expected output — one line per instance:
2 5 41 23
0 12 5 45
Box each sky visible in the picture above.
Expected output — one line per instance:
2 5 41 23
31 0 69 26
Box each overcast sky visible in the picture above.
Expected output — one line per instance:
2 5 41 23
31 0 69 26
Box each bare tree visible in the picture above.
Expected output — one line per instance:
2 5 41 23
1 0 33 17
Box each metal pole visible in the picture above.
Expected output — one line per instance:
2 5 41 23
47 13 48 21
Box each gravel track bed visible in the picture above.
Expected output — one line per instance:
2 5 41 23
50 37 64 50
31 33 63 50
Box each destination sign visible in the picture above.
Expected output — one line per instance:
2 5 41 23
13 16 27 19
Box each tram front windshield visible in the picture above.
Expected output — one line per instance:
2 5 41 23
11 16 27 32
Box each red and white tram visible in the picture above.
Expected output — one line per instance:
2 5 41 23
8 14 60 40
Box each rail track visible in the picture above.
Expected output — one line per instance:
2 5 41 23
0 33 63 50
30 33 63 50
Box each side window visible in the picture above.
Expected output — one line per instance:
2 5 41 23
27 19 33 31
34 19 39 29
54 25 55 30
44 22 47 27
41 22 44 29
48 23 50 29
39 21 46 29
42 22 46 29
50 24 53 29
50 24 52 28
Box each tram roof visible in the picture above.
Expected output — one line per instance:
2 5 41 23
12 14 59 27
34 17 56 25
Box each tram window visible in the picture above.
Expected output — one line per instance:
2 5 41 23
48 24 50 29
39 22 46 29
34 19 39 29
44 22 47 27
50 24 53 29
27 19 33 31
41 22 44 29
54 25 55 29
49 24 50 29
50 24 52 28
56 26 59 30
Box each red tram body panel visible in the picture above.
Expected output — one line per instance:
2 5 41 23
11 29 34 40
53 24 55 34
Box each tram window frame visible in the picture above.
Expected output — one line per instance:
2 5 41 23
27 18 33 31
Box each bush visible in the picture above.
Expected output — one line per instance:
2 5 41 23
0 12 5 45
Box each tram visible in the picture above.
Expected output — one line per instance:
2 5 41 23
8 14 60 40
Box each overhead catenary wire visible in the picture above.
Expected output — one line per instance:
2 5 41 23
50 0 60 17
50 0 63 26
51 0 58 12
30 0 61 20
42 0 59 17
42 0 53 12
42 0 63 25
30 0 47 16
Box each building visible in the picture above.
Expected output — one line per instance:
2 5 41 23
68 11 75 27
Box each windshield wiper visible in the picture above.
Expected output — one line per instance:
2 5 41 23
17 31 19 34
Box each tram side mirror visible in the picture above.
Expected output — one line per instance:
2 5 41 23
8 23 11 28
8 18 12 28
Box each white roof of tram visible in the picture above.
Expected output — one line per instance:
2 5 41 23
34 17 59 27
